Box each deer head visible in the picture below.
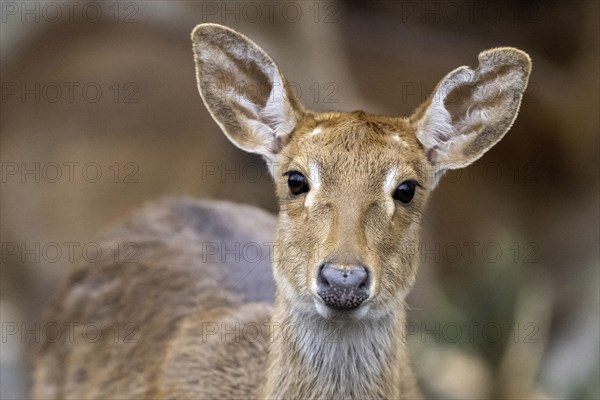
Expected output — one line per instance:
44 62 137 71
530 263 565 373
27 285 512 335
192 23 531 322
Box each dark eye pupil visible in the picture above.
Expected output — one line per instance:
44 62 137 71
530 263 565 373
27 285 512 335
287 172 309 195
393 181 416 204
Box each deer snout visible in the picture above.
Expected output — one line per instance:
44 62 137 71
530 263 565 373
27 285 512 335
316 264 370 310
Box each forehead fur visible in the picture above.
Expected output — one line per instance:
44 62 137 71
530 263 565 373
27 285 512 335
278 111 429 186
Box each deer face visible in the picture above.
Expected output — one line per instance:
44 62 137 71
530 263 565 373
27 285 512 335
192 24 531 320
271 112 432 319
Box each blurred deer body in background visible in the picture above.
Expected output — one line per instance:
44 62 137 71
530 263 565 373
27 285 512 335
32 24 531 399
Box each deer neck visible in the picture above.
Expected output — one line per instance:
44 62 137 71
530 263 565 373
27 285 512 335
261 293 408 399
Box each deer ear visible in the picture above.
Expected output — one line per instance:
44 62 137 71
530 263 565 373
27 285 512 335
413 48 532 172
192 24 304 160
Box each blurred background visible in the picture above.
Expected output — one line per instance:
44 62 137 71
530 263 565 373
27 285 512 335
1 1 598 399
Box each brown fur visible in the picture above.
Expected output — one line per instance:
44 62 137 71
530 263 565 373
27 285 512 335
32 198 276 399
33 24 531 399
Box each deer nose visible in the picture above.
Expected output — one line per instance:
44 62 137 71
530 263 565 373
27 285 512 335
316 264 370 310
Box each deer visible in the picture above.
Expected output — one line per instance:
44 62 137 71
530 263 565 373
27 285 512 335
32 23 531 399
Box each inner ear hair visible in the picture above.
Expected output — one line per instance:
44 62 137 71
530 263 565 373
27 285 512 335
414 47 532 171
191 23 304 160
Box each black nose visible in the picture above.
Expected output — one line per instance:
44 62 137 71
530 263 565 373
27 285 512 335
316 264 370 310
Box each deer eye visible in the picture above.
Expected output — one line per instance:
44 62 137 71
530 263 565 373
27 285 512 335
393 180 417 204
286 171 309 196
